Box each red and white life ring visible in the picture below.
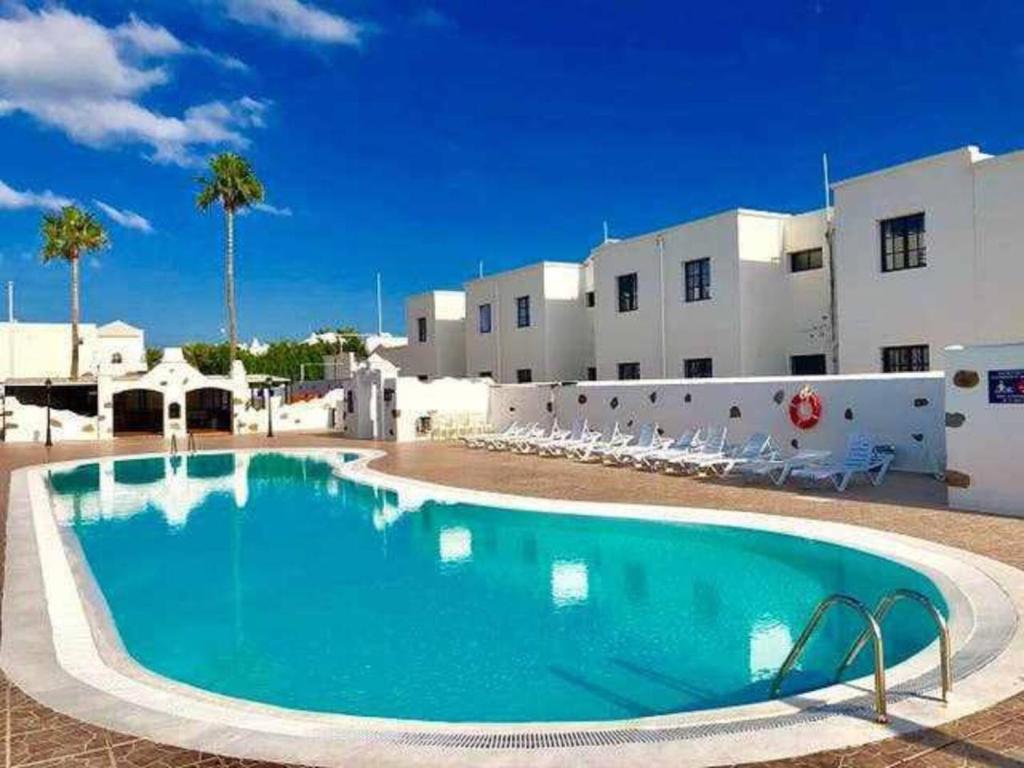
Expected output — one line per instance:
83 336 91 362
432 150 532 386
789 387 822 430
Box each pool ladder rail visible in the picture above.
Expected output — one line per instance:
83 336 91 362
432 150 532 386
770 589 951 724
169 433 198 457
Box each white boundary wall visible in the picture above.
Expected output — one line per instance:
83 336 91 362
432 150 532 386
489 373 945 473
945 343 1024 516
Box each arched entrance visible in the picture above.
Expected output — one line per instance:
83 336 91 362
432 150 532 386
186 388 233 433
113 390 164 435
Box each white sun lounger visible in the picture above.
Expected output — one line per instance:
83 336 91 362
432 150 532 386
735 448 832 486
537 418 593 457
634 428 701 469
525 417 587 455
788 434 895 492
495 422 549 451
607 423 665 464
573 423 631 462
690 432 775 476
464 422 518 449
665 427 728 473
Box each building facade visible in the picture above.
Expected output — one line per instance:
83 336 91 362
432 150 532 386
833 146 1024 373
464 262 591 383
0 320 147 381
392 145 1024 382
391 291 467 380
590 209 830 380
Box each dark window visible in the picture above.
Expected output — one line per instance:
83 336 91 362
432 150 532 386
790 354 827 376
345 390 354 413
617 273 638 312
479 371 493 379
478 303 492 334
516 368 533 383
881 213 926 272
684 258 712 302
516 295 531 328
168 402 181 419
882 345 929 372
417 374 429 382
416 317 427 343
586 366 597 381
618 362 641 380
789 248 824 273
110 352 123 364
585 291 595 308
684 358 713 379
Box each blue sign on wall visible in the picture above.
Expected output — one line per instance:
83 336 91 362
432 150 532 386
988 369 1024 404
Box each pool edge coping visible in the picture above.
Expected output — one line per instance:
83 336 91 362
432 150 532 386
2 446 1023 768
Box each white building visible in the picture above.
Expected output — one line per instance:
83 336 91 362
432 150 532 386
391 291 467 380
590 208 830 380
464 262 592 383
833 145 1024 373
0 320 146 381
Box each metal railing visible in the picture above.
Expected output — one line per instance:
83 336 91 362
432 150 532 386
771 593 889 723
187 432 197 454
837 589 951 702
169 433 178 457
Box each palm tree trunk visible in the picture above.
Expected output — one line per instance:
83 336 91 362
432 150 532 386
70 253 80 380
225 208 237 367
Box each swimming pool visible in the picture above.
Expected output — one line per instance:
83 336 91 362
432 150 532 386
45 450 948 724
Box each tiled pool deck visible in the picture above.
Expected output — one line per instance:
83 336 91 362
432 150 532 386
1 432 1022 768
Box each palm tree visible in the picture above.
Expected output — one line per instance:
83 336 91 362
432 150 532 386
196 153 265 366
41 206 110 380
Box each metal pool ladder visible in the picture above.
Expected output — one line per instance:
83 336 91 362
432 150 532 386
770 590 950 724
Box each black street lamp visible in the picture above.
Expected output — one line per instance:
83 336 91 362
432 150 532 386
265 377 274 438
44 378 53 448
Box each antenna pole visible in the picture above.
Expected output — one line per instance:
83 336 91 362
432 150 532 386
823 152 839 374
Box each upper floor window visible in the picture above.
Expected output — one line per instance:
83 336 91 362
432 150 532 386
585 291 596 308
586 366 597 381
516 368 533 384
882 344 929 373
789 248 823 273
881 213 926 272
617 362 641 380
110 352 123 365
416 317 427 343
479 371 493 379
516 295 531 328
478 303 492 334
684 357 713 379
617 273 638 313
684 258 712 302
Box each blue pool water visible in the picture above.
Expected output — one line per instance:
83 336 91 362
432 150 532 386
48 452 946 723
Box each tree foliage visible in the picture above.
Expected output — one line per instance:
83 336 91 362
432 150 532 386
148 327 369 381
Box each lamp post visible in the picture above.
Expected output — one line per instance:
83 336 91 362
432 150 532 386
44 378 53 448
265 377 274 438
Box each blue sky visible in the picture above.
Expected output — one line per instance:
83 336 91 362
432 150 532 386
1 0 1022 347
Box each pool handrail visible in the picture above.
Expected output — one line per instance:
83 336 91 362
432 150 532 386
836 588 951 702
770 593 888 723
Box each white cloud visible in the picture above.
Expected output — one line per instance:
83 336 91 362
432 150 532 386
94 200 154 233
252 201 293 216
0 5 260 166
0 179 72 211
221 0 362 45
115 13 248 71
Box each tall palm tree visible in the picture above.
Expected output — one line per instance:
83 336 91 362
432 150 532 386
41 206 110 380
196 153 265 366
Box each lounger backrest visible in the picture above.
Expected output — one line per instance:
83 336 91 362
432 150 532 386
568 418 587 441
842 433 876 469
703 426 727 453
738 432 771 459
601 422 619 440
669 429 695 449
635 423 656 447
